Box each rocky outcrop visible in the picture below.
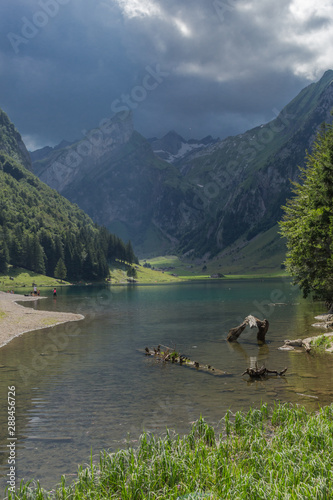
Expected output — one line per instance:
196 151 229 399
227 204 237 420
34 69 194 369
33 112 134 192
175 70 333 254
0 109 32 171
149 131 219 164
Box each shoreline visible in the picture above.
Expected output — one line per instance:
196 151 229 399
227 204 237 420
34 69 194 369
0 291 84 349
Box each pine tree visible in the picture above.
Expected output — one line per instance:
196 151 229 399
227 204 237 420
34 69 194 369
0 240 9 274
82 250 95 281
31 234 46 275
39 229 56 276
54 257 67 282
23 234 33 271
279 120 333 303
125 240 135 264
10 235 24 267
127 266 137 279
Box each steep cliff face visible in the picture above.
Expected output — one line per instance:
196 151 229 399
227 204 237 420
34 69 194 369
33 112 134 192
175 70 333 256
0 109 32 171
32 112 202 254
31 71 333 260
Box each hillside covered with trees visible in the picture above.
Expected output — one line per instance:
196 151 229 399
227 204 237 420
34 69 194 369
0 120 137 281
0 152 137 280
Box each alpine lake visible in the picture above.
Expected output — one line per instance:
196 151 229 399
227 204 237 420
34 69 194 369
1 279 333 492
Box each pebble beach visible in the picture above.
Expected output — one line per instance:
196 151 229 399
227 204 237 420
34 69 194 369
0 291 84 348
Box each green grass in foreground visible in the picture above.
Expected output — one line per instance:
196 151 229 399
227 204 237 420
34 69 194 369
8 403 333 499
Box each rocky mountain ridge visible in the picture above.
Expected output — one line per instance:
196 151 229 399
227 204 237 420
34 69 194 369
30 70 333 269
149 131 219 164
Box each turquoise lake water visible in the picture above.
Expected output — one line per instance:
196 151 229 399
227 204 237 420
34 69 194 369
0 279 332 492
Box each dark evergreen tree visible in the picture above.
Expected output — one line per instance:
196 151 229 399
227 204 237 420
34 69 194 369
39 230 56 276
82 250 95 281
9 235 24 268
54 257 67 282
0 240 9 274
31 234 46 274
280 120 333 303
125 240 135 264
23 234 33 271
127 266 137 279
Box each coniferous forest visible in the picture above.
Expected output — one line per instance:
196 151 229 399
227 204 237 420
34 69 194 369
0 152 137 281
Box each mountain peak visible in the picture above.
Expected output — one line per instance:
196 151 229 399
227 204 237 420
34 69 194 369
150 131 218 163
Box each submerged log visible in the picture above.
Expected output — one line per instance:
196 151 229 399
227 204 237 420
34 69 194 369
142 345 231 377
242 363 287 379
227 315 269 342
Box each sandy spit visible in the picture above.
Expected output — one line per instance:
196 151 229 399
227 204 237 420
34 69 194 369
0 291 84 348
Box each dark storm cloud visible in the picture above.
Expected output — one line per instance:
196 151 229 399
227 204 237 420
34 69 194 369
0 0 332 149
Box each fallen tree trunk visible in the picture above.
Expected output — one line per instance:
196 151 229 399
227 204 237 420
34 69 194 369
227 315 269 342
142 345 231 377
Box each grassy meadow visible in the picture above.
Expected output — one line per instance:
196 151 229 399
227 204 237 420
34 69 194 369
0 267 69 292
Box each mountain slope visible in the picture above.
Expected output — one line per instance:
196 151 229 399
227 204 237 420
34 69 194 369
32 113 204 255
176 69 333 257
31 71 333 270
0 109 136 280
0 108 31 171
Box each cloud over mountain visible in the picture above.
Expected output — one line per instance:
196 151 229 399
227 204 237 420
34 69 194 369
0 0 332 148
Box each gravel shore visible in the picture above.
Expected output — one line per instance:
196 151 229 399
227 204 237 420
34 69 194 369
0 291 84 348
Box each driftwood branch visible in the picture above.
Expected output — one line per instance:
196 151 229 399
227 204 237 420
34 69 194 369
242 364 287 379
227 315 269 342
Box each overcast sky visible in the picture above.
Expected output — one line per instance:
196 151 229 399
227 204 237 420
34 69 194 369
0 0 332 150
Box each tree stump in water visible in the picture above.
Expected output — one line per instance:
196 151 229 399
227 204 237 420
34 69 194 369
226 320 248 342
242 364 287 379
227 315 269 343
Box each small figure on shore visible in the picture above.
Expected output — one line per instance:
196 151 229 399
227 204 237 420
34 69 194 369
33 285 37 295
53 288 57 297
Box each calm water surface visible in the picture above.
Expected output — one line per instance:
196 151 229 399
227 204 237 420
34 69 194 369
0 279 332 491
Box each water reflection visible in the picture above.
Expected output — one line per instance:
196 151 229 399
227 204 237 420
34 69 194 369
0 281 332 492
